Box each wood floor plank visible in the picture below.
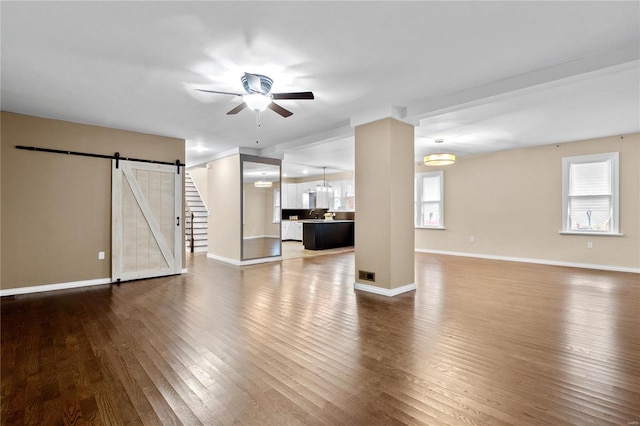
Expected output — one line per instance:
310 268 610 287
2 252 639 425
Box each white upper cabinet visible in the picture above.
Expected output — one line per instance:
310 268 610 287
282 183 302 208
281 176 355 211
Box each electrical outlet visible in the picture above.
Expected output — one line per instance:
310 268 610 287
98 251 105 260
469 236 475 242
587 242 593 249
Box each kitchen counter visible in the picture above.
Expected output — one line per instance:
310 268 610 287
302 220 354 250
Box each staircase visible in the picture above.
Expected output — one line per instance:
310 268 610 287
185 172 209 252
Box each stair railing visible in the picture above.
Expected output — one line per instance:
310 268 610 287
190 211 195 253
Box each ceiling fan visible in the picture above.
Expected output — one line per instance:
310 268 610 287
196 72 314 117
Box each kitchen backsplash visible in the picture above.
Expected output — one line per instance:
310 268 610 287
282 209 355 221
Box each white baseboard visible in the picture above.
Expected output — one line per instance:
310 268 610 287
2 268 188 297
415 249 640 274
243 235 281 240
1 278 112 297
354 281 417 297
239 256 283 266
207 253 283 266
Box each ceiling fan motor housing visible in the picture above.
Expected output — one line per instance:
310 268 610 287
242 74 273 95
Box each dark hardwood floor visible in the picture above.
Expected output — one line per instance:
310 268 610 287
2 252 639 425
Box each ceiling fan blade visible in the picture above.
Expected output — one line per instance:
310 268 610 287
244 72 262 93
227 103 248 115
271 91 315 100
196 89 243 97
268 102 293 118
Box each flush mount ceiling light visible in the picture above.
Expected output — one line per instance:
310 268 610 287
424 139 456 166
424 153 456 166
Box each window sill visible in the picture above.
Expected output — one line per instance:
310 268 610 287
416 226 446 230
558 231 623 237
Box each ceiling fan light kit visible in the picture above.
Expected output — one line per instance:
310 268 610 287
197 72 314 117
243 93 271 111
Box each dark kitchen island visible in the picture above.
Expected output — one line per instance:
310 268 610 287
302 220 354 250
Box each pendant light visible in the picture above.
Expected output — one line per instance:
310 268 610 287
424 139 456 166
316 167 332 192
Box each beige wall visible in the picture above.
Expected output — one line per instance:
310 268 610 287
1 112 185 290
415 133 640 270
207 155 241 261
355 118 415 290
187 166 209 208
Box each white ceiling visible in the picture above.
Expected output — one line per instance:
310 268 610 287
2 2 639 178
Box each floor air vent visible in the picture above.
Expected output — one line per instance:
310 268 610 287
358 270 375 282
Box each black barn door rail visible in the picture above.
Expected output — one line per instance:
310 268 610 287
15 145 185 174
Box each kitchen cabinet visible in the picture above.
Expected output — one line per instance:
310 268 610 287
302 220 354 249
282 183 301 208
281 220 303 241
300 181 317 193
290 184 301 208
291 222 303 240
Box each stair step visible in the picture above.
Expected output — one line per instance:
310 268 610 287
186 229 208 235
186 240 207 246
185 172 208 250
188 237 208 243
187 208 207 213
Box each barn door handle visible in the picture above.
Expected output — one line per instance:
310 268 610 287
176 216 180 227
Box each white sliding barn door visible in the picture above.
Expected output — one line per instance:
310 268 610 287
112 160 183 282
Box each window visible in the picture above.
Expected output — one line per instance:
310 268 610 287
562 152 619 234
332 185 342 210
415 171 443 228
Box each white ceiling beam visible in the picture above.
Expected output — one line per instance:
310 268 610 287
405 44 640 124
